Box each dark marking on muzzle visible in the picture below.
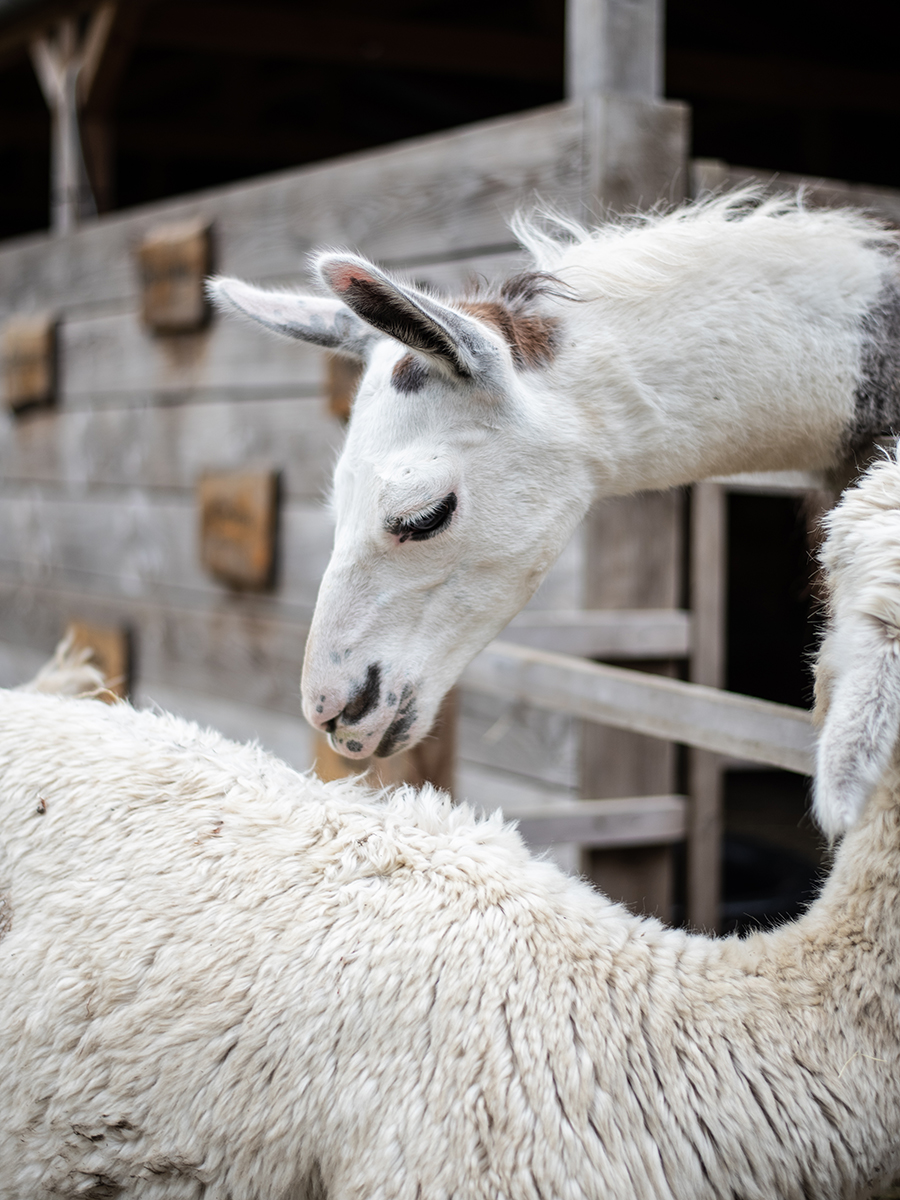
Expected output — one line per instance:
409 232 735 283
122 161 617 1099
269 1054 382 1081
375 683 417 757
341 663 382 726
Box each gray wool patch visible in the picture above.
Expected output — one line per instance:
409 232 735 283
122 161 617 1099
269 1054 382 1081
849 276 900 454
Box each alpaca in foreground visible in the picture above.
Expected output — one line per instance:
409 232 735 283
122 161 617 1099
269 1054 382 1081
4 462 900 1197
815 444 900 837
210 191 900 760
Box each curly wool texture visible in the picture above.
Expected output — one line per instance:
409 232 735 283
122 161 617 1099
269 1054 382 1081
1 690 900 1198
815 443 900 836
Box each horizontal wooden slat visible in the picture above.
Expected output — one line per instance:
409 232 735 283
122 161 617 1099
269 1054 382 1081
459 687 578 789
0 395 343 502
501 608 691 658
0 490 334 613
59 309 327 402
506 794 686 848
0 580 311 715
463 641 815 773
0 101 586 320
709 469 831 494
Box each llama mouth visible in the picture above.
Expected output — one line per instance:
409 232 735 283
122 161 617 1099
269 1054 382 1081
374 684 417 757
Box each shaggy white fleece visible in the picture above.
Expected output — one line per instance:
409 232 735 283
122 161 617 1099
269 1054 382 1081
1 684 900 1198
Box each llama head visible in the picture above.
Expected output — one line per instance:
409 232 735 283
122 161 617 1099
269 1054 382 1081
813 446 900 837
209 255 590 758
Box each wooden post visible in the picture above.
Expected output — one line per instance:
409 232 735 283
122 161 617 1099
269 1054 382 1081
566 0 688 919
29 4 117 233
579 490 684 919
688 481 727 931
565 0 663 99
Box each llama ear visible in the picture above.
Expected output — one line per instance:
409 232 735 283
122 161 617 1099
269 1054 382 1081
206 276 375 359
314 253 495 379
813 615 900 837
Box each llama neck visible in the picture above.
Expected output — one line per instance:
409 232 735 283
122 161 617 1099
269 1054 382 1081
758 779 900 1044
536 269 861 498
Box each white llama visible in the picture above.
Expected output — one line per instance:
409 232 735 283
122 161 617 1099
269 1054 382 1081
210 191 900 758
4 449 900 1195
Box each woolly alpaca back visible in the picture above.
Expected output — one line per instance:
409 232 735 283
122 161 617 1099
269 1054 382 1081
0 688 605 929
815 444 900 836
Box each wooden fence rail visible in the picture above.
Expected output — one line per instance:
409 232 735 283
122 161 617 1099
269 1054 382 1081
463 640 815 775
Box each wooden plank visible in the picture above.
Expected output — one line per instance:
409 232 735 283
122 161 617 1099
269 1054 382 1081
0 396 343 503
566 0 662 99
507 794 686 848
584 93 688 217
501 608 691 658
579 489 684 915
0 580 311 716
0 638 48 689
0 102 585 321
687 480 727 932
458 687 579 789
711 469 831 494
580 491 683 802
138 219 211 333
66 619 130 699
462 640 815 773
58 309 326 403
3 313 56 411
197 469 278 589
0 490 334 614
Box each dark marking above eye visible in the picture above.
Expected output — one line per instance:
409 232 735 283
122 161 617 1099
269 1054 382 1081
392 353 428 394
387 493 457 543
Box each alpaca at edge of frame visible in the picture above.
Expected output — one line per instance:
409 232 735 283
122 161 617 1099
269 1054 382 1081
6 448 900 1194
209 189 900 761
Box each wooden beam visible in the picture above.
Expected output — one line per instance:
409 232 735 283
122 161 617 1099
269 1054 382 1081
504 794 686 848
566 0 662 99
141 3 562 84
462 641 815 774
687 480 727 933
500 608 691 658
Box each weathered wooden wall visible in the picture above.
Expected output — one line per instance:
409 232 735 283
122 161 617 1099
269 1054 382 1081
0 96 687 826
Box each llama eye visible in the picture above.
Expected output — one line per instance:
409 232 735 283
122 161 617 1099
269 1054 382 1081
389 493 457 543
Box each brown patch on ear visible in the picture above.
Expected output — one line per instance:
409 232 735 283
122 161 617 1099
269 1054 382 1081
392 353 428 394
458 301 558 370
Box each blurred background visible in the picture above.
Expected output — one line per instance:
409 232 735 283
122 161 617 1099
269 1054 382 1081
1 0 898 238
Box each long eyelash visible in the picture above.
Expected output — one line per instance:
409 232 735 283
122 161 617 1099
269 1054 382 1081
387 493 457 543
